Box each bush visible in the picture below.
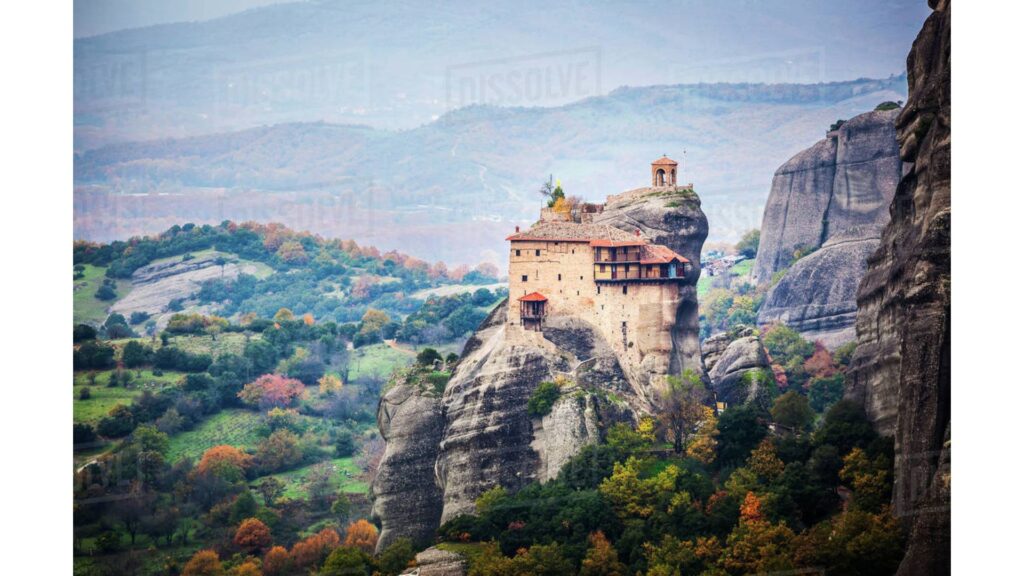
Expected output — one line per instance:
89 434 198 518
95 284 117 301
73 324 97 342
527 381 561 418
378 538 416 576
79 387 92 400
416 347 443 367
129 311 151 325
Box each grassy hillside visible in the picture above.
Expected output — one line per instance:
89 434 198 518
73 369 183 423
73 264 132 325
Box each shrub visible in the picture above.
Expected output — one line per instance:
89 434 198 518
79 387 92 400
527 381 561 418
378 538 416 576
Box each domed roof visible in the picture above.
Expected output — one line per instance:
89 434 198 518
652 155 678 166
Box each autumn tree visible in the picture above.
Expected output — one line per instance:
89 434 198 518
229 558 262 576
599 457 679 520
263 546 291 576
234 517 273 553
254 429 303 473
273 308 295 323
686 407 719 465
748 438 785 482
343 519 379 555
580 531 628 576
657 369 709 453
318 373 343 396
803 342 837 378
183 550 224 576
197 445 253 482
720 492 796 575
238 374 305 409
840 447 893 512
290 529 341 571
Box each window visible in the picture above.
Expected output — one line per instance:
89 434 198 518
597 286 601 294
535 249 541 256
515 249 521 257
521 275 528 282
600 264 606 272
557 274 562 281
623 286 628 295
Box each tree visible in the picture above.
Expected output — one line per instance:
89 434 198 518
686 407 719 465
657 369 708 453
234 517 273 553
816 400 877 455
230 490 259 523
332 492 352 523
736 229 760 259
273 308 295 322
527 381 561 417
599 457 678 519
256 476 286 506
343 519 379 555
748 438 785 482
321 547 372 576
803 343 837 378
73 324 97 342
97 404 134 438
183 550 224 576
318 373 343 396
238 374 305 409
416 347 443 367
95 284 118 301
290 528 341 571
580 531 628 576
229 559 262 576
122 340 153 368
771 390 814 433
255 429 303 473
721 493 797 575
378 537 416 576
197 445 253 481
263 546 291 576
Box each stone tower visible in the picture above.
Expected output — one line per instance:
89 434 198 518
651 155 678 187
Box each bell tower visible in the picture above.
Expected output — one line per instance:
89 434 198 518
651 155 678 187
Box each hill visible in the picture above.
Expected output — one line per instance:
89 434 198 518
74 77 908 264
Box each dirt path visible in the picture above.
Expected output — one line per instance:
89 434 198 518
384 339 416 356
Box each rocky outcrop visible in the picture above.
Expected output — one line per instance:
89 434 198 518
404 547 467 576
752 107 902 345
373 186 708 539
846 2 950 574
436 304 635 522
594 187 708 377
110 252 269 328
371 379 446 552
703 329 772 407
757 231 879 347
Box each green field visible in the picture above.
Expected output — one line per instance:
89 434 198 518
166 409 265 462
254 457 367 499
73 264 132 326
73 369 183 423
347 343 413 381
168 332 253 359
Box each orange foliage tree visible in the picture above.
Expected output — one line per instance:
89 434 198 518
196 445 252 481
183 550 224 576
289 528 341 571
238 374 305 409
229 558 261 576
234 517 273 553
580 530 628 576
262 546 291 576
803 342 837 379
343 519 379 554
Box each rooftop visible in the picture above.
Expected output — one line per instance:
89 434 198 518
640 243 690 264
506 222 642 243
518 292 549 302
652 156 678 166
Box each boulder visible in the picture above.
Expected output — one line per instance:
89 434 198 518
706 334 772 407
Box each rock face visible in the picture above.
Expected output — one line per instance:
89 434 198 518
702 328 772 407
372 186 708 541
846 2 950 574
757 231 879 347
593 187 709 377
371 379 445 552
436 305 635 522
110 252 268 328
752 107 902 345
406 547 467 576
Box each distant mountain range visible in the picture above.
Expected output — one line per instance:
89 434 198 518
75 76 907 264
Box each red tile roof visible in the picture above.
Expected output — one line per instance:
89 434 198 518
639 244 689 264
652 156 678 166
518 292 548 302
506 222 641 243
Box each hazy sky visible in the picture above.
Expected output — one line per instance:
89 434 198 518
74 0 288 37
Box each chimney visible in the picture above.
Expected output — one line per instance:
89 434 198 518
635 229 641 237
515 225 520 233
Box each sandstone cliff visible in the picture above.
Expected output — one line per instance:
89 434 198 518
753 107 902 346
372 187 708 548
846 1 950 574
